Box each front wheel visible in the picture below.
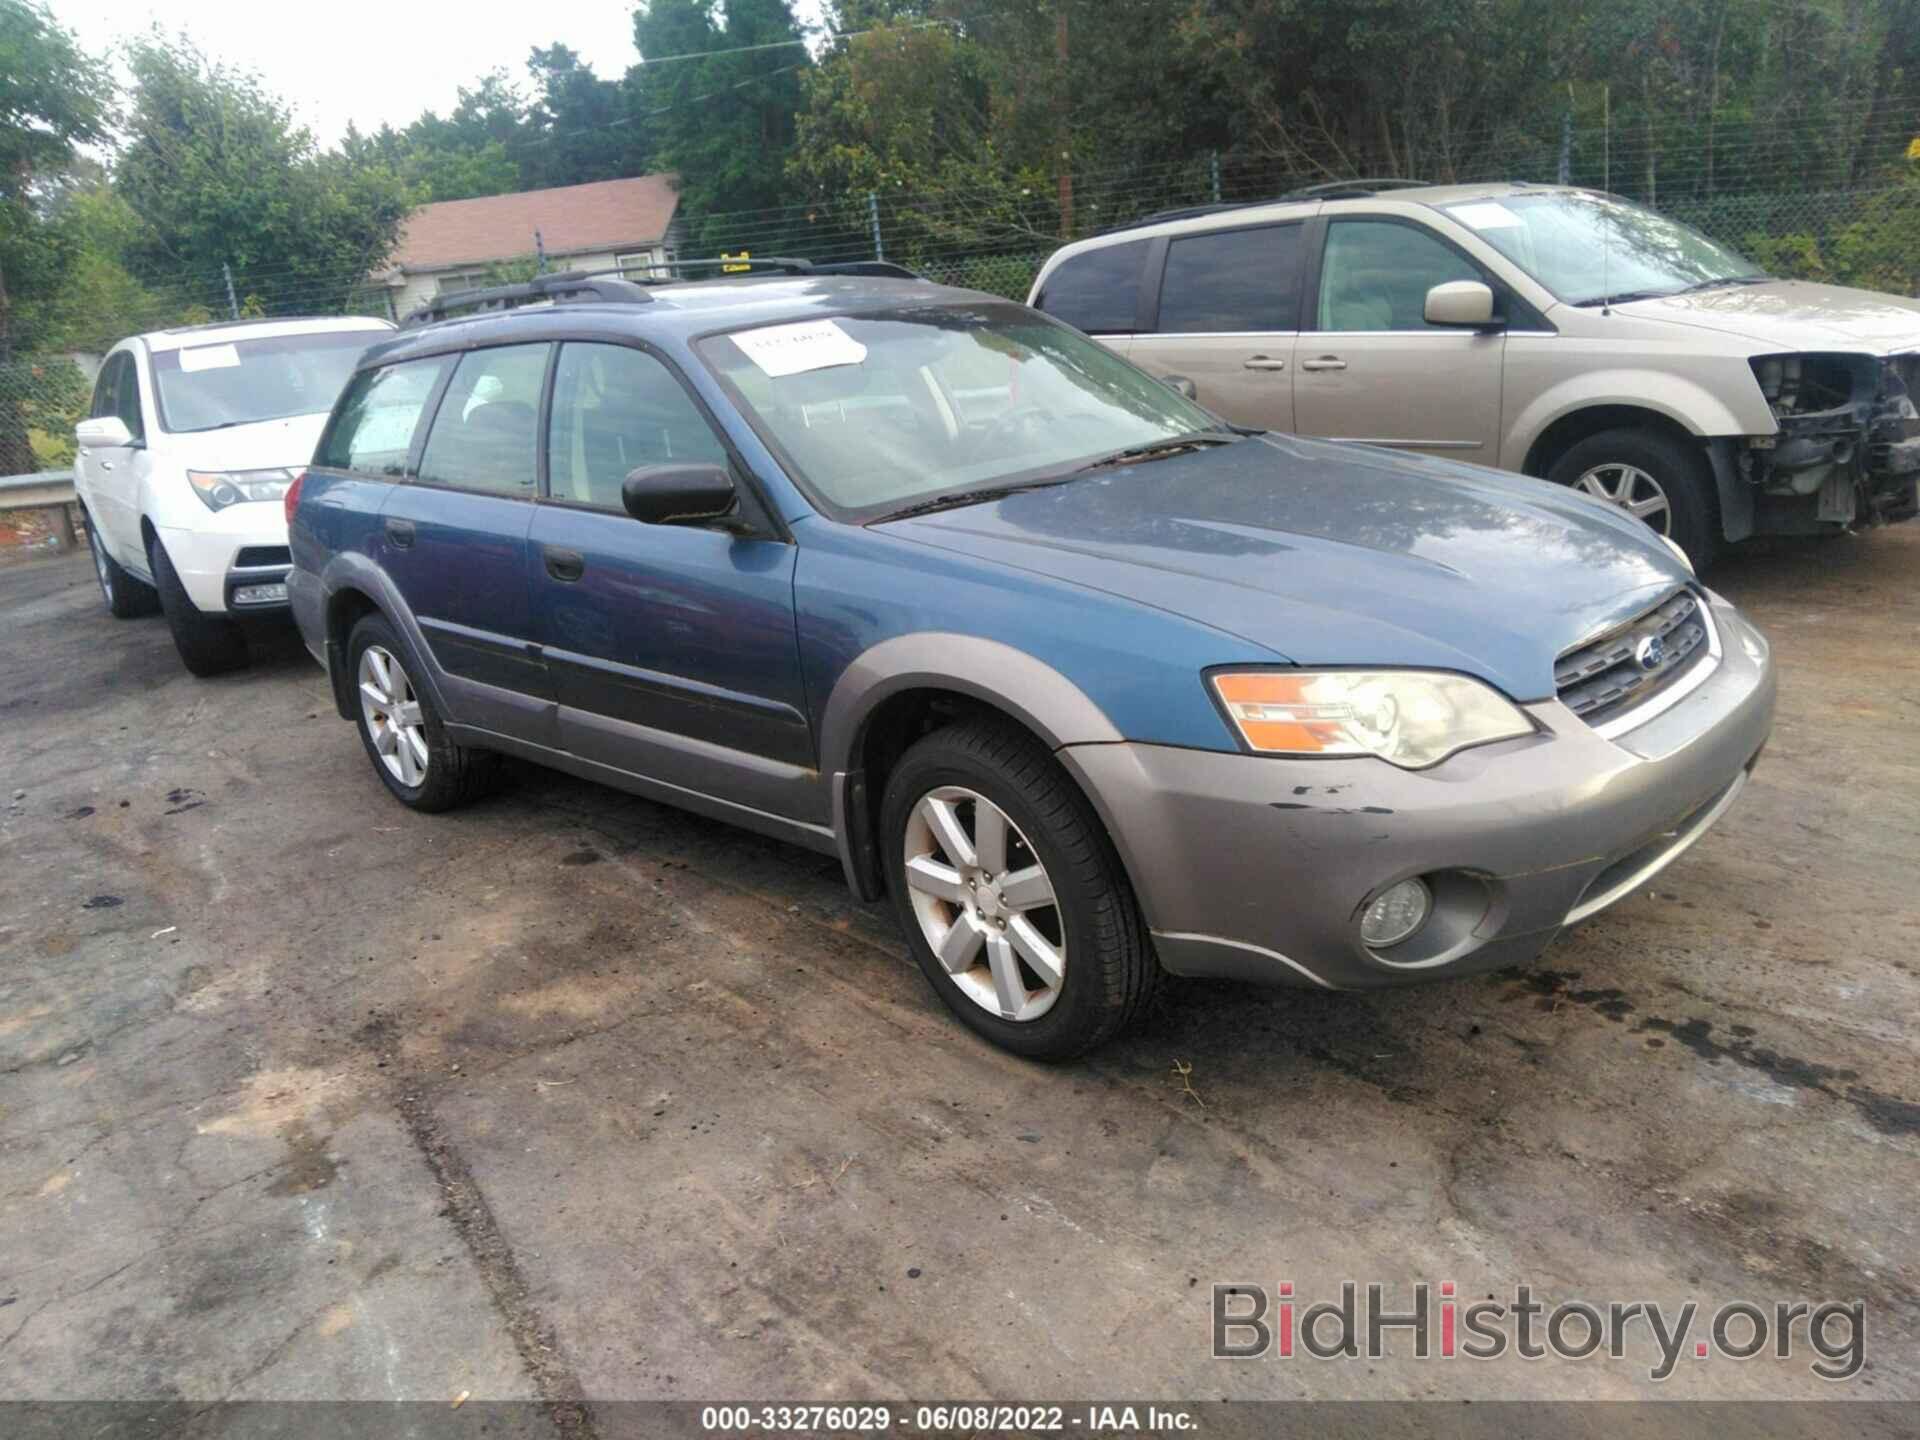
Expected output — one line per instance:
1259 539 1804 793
1548 428 1718 571
150 537 248 676
879 718 1157 1059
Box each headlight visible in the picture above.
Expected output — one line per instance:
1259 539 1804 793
1658 533 1694 575
187 468 297 512
1210 670 1535 770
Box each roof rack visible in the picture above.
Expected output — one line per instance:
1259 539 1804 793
1093 178 1433 237
617 256 921 282
1276 177 1432 200
402 269 653 327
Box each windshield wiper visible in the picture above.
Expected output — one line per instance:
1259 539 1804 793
1577 275 1772 308
1676 275 1772 293
871 477 1072 524
1072 429 1245 474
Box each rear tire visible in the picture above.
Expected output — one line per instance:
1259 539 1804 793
150 537 249 676
880 718 1158 1059
86 513 159 619
347 613 497 812
1548 427 1718 572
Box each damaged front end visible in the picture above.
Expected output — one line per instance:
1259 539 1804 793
1739 352 1920 533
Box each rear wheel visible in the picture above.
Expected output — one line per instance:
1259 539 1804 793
1548 427 1718 571
880 718 1158 1059
150 537 248 676
347 613 496 812
86 513 158 619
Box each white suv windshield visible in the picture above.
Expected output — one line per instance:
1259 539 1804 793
1442 192 1763 306
151 329 380 433
698 304 1220 519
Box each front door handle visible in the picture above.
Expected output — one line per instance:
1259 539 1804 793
1300 356 1347 372
99 460 114 472
544 546 585 583
1243 355 1287 371
384 517 415 549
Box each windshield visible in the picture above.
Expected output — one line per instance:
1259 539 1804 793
151 329 384 433
697 304 1222 519
1442 192 1763 306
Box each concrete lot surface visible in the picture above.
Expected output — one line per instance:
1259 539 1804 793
1 531 1916 1425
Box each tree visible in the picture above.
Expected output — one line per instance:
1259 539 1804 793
115 33 413 313
523 45 644 189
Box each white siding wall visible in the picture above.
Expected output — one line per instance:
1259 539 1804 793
387 245 673 321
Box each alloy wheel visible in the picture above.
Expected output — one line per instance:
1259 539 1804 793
1573 462 1673 534
902 785 1065 1022
358 645 430 787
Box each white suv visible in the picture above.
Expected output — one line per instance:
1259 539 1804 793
74 316 394 675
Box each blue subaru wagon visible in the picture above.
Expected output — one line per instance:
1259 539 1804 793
288 262 1774 1058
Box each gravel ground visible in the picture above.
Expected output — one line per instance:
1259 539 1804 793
0 531 1915 1427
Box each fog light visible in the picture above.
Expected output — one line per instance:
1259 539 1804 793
1361 878 1431 948
232 582 287 605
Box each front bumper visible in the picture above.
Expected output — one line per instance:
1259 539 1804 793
156 513 292 616
1061 592 1775 990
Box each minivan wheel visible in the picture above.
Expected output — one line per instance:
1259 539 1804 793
1548 428 1717 571
86 514 159 619
149 537 248 676
880 718 1157 1059
346 613 496 812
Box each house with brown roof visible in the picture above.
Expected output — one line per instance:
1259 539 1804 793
377 174 683 319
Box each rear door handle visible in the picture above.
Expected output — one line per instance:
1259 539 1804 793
544 546 585 583
1301 356 1347 372
384 517 415 548
1243 355 1287 371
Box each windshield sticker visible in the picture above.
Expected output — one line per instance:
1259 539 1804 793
1450 201 1523 230
733 319 868 377
177 344 241 372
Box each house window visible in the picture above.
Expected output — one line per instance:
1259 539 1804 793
616 251 667 279
435 272 489 296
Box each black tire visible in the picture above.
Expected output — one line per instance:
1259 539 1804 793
85 512 159 619
149 536 249 676
879 718 1158 1059
1548 427 1719 572
346 613 497 813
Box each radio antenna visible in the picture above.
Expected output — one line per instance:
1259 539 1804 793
1601 84 1612 316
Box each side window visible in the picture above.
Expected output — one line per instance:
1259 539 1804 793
114 354 145 440
317 356 449 476
90 354 122 419
547 343 728 510
1156 224 1303 333
416 344 550 497
1316 220 1482 332
1035 240 1148 335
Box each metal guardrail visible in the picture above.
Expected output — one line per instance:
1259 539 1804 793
0 469 79 550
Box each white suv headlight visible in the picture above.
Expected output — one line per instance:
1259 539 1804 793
1210 670 1535 770
187 468 297 512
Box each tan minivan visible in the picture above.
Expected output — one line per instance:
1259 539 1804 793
1028 181 1920 568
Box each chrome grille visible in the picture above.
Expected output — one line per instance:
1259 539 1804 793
1555 590 1712 729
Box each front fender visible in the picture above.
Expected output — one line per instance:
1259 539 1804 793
1503 367 1768 472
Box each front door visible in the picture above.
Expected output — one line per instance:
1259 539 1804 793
378 342 552 740
1293 217 1505 459
1128 221 1305 431
528 340 814 822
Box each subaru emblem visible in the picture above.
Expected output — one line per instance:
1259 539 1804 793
1634 635 1665 671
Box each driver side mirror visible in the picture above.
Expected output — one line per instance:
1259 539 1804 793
1424 280 1499 329
621 462 739 527
1161 374 1199 401
76 416 134 449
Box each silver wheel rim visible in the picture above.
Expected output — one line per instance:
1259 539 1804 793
357 645 429 788
91 531 113 602
903 785 1065 1022
1574 462 1672 534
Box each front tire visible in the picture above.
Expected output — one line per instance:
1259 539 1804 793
86 513 159 619
1548 428 1718 571
347 613 496 812
880 718 1158 1059
150 537 249 676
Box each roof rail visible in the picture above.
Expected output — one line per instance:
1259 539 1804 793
401 269 654 328
618 255 921 281
1090 178 1431 238
1275 177 1432 200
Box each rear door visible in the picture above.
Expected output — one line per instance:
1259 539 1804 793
78 353 151 571
528 340 815 822
379 342 553 739
1293 216 1505 459
1129 221 1306 430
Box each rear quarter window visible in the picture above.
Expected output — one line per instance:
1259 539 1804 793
1034 240 1149 334
316 357 450 476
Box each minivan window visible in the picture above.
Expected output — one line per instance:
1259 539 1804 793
316 356 450 476
150 329 378 434
416 344 551 497
1316 220 1482 331
1156 224 1303 333
1035 240 1149 335
548 343 728 510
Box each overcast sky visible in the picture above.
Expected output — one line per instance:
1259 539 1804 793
50 0 832 147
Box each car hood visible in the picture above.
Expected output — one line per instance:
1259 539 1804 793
165 412 331 471
1612 279 1920 352
881 434 1690 703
